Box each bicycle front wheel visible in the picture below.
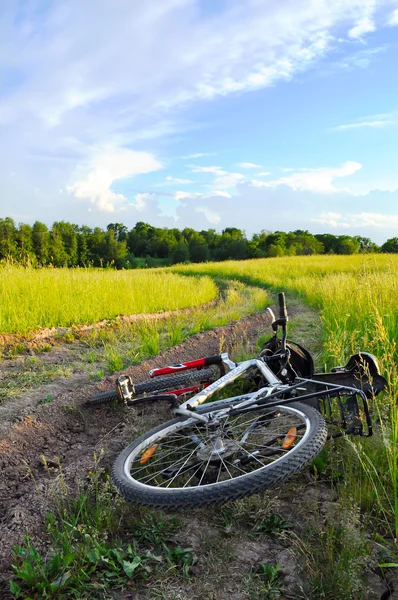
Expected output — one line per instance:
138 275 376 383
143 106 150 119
111 401 327 509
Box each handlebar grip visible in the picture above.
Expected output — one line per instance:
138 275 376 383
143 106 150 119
278 292 288 320
204 355 223 366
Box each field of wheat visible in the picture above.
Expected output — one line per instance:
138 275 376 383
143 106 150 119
0 266 217 334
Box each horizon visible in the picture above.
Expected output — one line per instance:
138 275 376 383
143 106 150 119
1 1 398 244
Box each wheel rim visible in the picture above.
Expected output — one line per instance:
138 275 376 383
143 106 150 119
123 405 311 492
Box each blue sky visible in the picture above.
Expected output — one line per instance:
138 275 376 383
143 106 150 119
1 0 398 243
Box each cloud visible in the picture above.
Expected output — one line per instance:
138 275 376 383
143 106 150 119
164 176 193 184
211 191 232 198
388 8 398 25
348 17 376 39
190 165 244 189
190 165 223 174
332 111 398 131
171 182 398 243
180 153 217 159
333 120 393 130
249 161 362 193
133 192 154 212
195 206 221 224
236 162 263 169
68 147 162 212
312 211 398 228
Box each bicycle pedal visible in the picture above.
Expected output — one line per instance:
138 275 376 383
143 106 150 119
116 375 135 404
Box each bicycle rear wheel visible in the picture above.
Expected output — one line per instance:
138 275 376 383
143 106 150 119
111 401 327 508
87 367 217 406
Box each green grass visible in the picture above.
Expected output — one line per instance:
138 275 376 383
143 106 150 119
0 266 217 334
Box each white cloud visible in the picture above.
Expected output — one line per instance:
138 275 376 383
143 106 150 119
333 111 398 131
165 176 193 184
190 165 244 189
311 212 351 228
211 191 232 198
68 147 162 212
255 171 271 177
388 8 398 25
312 211 398 228
348 17 376 38
250 161 362 193
133 192 153 212
195 206 221 224
333 120 393 130
237 162 263 169
190 165 223 174
180 153 217 159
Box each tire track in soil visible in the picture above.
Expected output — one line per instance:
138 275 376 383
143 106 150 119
0 311 272 588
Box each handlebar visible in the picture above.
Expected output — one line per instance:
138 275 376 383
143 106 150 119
278 292 288 321
271 292 289 332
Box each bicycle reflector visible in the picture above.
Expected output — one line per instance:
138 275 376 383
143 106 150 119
140 445 158 465
282 427 297 449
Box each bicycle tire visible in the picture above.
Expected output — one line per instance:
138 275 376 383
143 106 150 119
111 401 327 509
87 367 217 406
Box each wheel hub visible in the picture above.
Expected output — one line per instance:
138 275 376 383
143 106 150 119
196 437 240 461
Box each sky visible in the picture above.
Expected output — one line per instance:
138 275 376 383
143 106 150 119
1 0 398 243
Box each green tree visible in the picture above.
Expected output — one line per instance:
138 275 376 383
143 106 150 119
17 223 34 261
32 221 50 265
53 221 78 266
50 224 69 266
335 236 360 255
0 217 17 259
170 241 190 264
107 223 128 242
188 233 210 262
381 237 398 253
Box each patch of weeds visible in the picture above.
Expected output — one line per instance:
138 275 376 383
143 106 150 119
105 348 124 374
61 331 76 344
38 393 53 405
5 342 28 357
138 321 161 357
246 562 283 599
0 364 73 402
131 509 181 547
296 503 373 599
166 320 185 346
36 343 53 353
86 350 97 363
215 493 279 535
88 369 105 381
11 535 150 599
162 545 197 580
251 513 291 536
10 458 190 599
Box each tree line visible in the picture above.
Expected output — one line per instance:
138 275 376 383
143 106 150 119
0 217 397 268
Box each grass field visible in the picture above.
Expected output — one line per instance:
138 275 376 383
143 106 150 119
4 254 398 598
0 266 217 334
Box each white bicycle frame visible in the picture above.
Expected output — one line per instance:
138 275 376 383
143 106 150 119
174 356 288 423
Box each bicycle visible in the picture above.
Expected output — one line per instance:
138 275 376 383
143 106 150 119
88 293 387 509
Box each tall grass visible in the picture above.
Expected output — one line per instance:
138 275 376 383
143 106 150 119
0 266 217 334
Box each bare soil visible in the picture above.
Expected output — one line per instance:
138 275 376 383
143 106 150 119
0 310 391 599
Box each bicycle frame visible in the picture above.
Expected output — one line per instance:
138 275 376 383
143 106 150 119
175 355 374 438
